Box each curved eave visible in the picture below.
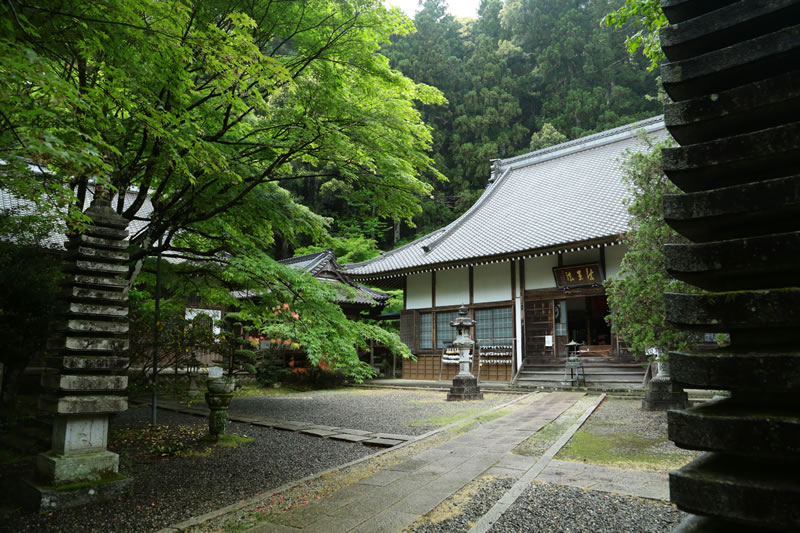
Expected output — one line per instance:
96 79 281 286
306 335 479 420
348 234 626 285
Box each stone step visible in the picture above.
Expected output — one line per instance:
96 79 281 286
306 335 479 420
66 246 129 263
664 231 800 291
660 0 739 25
661 1 798 62
663 175 800 243
668 397 800 457
670 453 800 531
662 23 800 102
664 69 800 145
662 120 800 193
668 350 800 392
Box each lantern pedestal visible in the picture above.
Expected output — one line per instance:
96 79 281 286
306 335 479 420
447 374 483 401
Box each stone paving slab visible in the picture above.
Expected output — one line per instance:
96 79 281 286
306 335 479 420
336 429 373 436
538 460 669 501
299 429 340 437
485 466 524 478
372 433 414 441
362 438 404 447
329 433 372 443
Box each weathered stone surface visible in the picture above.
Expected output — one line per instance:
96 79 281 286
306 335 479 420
63 336 129 352
63 319 128 334
50 416 110 454
66 302 128 317
18 474 131 512
660 0 738 25
447 375 484 401
662 121 800 192
660 1 798 62
664 70 800 145
41 374 127 392
65 286 127 302
36 449 120 485
664 176 800 243
67 246 128 263
71 233 128 250
67 274 129 289
39 394 128 415
665 289 800 334
642 374 689 411
47 355 129 370
668 397 800 457
669 453 800 531
73 260 129 275
669 350 800 392
664 232 800 291
662 24 800 101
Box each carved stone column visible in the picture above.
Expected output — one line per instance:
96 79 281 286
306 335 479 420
659 1 800 531
31 187 130 506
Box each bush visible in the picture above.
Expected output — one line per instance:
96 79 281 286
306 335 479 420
254 349 290 387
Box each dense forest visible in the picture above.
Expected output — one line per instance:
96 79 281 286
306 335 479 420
290 0 661 260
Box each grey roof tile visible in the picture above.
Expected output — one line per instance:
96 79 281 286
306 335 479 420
345 116 668 278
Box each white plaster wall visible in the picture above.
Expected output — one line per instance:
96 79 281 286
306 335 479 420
525 255 559 290
473 262 512 303
604 243 628 279
406 272 432 309
562 248 601 266
436 267 470 307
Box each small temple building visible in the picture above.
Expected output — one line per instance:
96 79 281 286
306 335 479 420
345 116 667 382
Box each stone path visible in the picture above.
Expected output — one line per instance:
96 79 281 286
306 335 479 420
249 391 585 533
536 459 668 500
132 397 416 448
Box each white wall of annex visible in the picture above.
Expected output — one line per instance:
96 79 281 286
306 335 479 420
604 244 628 279
406 271 432 309
473 262 511 303
525 255 558 289
436 267 470 307
562 248 601 266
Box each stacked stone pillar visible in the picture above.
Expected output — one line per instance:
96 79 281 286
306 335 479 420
659 1 800 531
36 188 130 490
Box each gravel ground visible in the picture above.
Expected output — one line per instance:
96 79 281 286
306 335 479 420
230 389 512 435
488 482 686 533
2 407 372 533
407 475 516 533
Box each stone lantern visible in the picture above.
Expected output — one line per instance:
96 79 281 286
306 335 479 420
446 306 483 401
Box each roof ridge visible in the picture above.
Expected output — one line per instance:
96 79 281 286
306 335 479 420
500 115 664 169
279 249 332 265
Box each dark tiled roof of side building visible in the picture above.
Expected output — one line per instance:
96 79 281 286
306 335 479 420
345 116 668 279
279 250 391 306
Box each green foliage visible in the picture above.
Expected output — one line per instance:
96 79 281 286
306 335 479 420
603 0 667 71
254 349 289 387
0 239 62 404
213 313 258 377
529 123 568 152
381 0 662 240
604 135 697 360
224 252 412 382
1 0 443 279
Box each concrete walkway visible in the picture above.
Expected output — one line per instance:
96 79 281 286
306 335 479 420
250 391 584 533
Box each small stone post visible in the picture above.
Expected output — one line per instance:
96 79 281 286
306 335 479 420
205 366 234 436
29 186 130 508
642 354 688 411
447 306 483 401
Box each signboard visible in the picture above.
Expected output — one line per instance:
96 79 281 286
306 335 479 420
553 263 603 288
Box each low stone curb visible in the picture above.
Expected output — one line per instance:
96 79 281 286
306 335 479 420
155 393 534 533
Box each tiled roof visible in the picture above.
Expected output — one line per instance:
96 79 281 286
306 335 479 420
0 185 153 249
279 250 391 306
345 116 668 279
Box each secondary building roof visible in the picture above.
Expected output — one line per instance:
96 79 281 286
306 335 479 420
280 250 391 309
345 116 668 282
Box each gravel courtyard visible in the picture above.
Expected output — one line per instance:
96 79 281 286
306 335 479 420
1 388 513 533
